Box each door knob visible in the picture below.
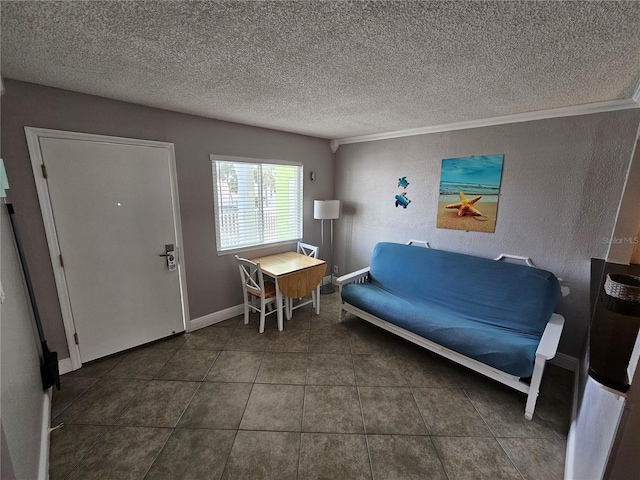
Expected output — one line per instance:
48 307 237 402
159 244 177 271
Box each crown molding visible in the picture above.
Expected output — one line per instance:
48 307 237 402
331 98 640 151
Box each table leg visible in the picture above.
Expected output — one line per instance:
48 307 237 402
275 280 284 331
315 284 321 315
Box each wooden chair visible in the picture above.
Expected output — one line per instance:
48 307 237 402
235 256 283 333
288 242 320 317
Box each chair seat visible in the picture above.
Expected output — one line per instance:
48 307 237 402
288 242 320 317
236 256 283 333
248 280 277 298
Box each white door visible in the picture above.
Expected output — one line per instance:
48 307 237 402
30 131 187 364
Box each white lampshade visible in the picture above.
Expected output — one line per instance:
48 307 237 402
314 200 340 220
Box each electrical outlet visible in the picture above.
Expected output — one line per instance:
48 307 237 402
333 265 339 274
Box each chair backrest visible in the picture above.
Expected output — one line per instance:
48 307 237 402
235 256 265 297
297 242 319 258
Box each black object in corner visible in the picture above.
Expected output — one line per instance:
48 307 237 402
6 202 60 390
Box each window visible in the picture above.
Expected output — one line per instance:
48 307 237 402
211 155 303 253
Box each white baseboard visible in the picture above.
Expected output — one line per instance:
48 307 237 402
38 389 52 480
189 304 244 332
58 357 73 375
56 305 248 366
550 353 579 372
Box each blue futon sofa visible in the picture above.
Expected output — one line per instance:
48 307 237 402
338 242 565 420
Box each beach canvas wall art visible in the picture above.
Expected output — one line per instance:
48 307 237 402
436 154 504 233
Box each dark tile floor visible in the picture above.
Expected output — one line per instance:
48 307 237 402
50 292 572 480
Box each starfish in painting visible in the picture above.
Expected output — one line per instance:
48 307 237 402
445 192 484 217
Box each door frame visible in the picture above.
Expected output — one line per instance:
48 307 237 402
25 127 190 370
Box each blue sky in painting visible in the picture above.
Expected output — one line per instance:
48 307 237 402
440 154 504 186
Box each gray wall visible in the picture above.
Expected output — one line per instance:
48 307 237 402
1 199 47 480
608 137 640 265
2 79 335 360
334 110 640 357
4 77 638 361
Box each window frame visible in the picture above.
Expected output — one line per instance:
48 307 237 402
211 154 304 255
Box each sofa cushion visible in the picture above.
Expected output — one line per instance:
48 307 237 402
368 243 560 337
342 281 542 377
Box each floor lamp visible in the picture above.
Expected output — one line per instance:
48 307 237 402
314 199 340 294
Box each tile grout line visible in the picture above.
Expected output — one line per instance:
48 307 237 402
407 385 452 480
198 349 223 382
397 340 454 478
60 427 109 480
110 377 155 426
115 349 187 479
141 427 175 479
168 377 205 429
461 387 496 437
351 330 376 480
152 327 260 479
52 349 129 422
59 350 163 479
494 437 527 480
297 383 308 480
226 326 270 479
50 376 101 423
219 377 259 478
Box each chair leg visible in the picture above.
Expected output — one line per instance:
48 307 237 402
243 292 250 325
276 290 284 331
259 298 266 333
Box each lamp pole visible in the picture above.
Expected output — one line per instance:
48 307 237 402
320 217 335 294
314 199 340 295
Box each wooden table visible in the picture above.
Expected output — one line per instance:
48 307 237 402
250 251 326 330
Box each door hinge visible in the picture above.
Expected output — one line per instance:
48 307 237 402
73 332 79 345
41 164 48 179
59 254 64 267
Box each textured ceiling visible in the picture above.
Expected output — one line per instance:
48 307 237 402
2 1 640 140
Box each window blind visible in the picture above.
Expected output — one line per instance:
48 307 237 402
212 156 303 253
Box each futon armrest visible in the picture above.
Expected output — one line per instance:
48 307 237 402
535 313 565 360
337 267 370 286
